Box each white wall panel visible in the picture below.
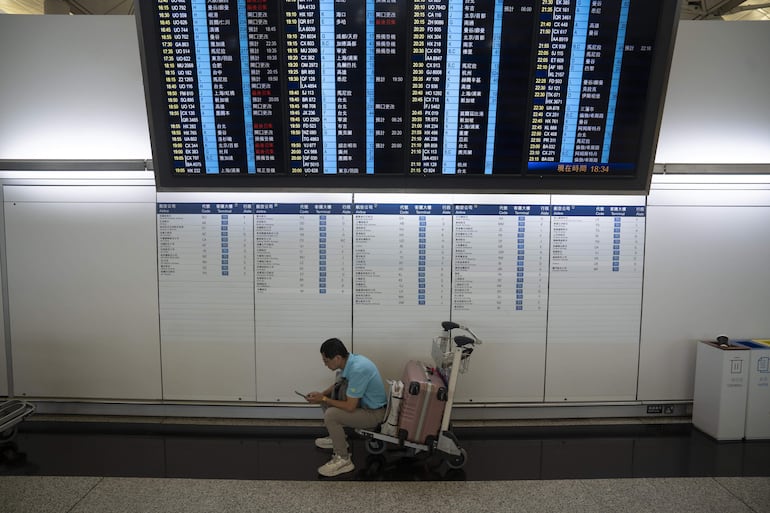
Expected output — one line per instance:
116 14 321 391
0 184 6 397
0 16 151 160
638 187 770 401
4 186 161 399
655 21 770 164
0 251 7 397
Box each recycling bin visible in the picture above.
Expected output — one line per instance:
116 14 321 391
734 340 770 440
692 340 750 441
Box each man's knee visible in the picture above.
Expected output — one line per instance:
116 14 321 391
323 406 346 427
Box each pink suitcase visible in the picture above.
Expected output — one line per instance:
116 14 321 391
397 360 447 444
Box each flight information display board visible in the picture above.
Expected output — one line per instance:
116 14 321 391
135 0 679 191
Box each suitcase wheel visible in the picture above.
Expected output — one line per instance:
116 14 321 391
446 448 468 469
408 381 421 395
365 438 387 455
437 387 448 402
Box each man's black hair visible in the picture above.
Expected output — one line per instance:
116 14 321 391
320 337 350 359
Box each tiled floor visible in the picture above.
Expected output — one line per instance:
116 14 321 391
1 418 769 512
2 475 770 513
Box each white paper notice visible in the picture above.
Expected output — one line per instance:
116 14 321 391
353 200 452 372
157 202 256 400
547 203 645 344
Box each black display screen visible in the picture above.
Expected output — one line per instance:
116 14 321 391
135 0 680 191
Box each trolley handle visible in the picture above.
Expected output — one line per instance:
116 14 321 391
441 321 460 331
454 335 475 347
441 321 482 346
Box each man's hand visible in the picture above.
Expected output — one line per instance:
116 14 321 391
306 391 324 404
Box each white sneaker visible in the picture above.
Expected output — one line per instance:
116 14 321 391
314 437 334 450
318 454 355 477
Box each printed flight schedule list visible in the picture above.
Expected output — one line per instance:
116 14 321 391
157 202 256 401
451 203 550 340
253 202 353 346
547 203 645 345
252 201 353 401
449 200 551 403
353 202 452 363
545 202 645 401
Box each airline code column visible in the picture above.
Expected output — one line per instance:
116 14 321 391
284 0 323 173
161 0 206 174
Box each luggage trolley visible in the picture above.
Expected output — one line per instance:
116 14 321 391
357 321 481 469
0 399 35 443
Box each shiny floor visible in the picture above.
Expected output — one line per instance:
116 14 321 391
2 418 769 512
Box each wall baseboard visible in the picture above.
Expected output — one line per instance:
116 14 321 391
24 399 692 423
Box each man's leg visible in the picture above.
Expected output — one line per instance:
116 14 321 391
318 407 385 476
314 403 335 449
323 407 384 458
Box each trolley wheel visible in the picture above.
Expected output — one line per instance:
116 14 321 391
445 448 467 469
363 454 386 476
1 445 18 460
0 427 17 443
365 437 387 455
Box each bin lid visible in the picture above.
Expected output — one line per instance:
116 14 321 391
734 340 770 350
700 340 749 350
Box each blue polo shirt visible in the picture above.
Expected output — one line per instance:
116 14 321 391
340 354 387 409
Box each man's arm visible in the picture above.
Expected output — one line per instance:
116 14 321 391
307 393 360 412
329 395 359 412
306 383 336 403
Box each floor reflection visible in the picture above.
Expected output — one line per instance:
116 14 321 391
2 421 769 481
